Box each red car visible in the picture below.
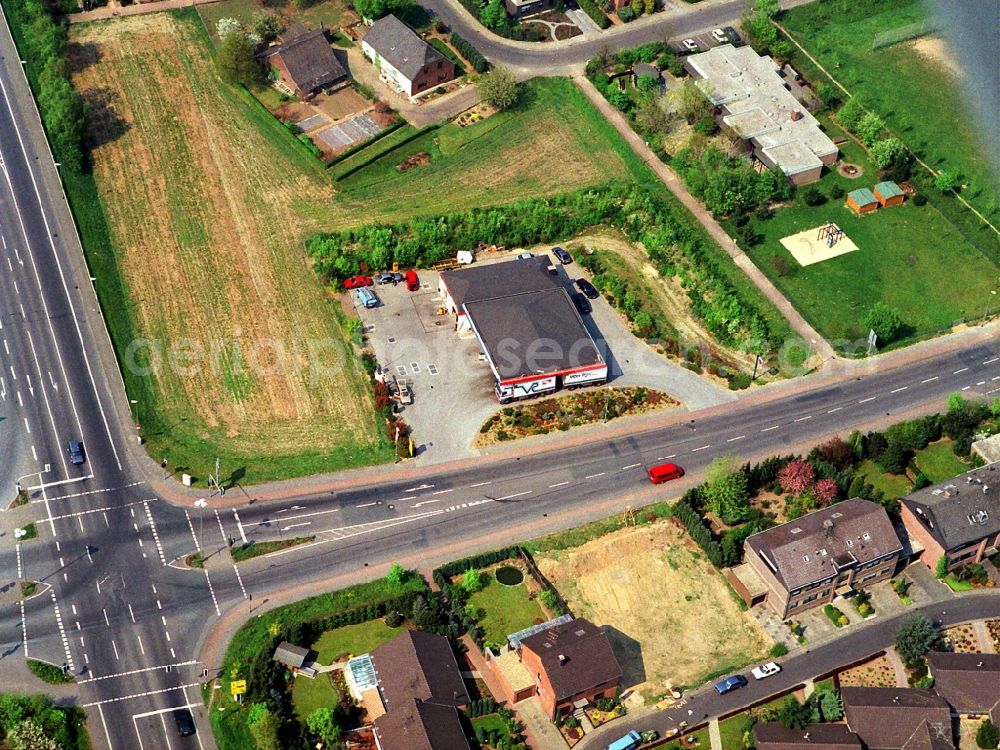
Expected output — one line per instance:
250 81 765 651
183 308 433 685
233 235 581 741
343 275 373 289
648 462 684 484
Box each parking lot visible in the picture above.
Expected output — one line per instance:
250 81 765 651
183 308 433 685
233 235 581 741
670 25 742 55
352 250 733 460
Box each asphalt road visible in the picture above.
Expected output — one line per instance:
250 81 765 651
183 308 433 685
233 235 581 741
0 1 998 749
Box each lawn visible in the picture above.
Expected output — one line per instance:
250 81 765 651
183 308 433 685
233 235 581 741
198 0 353 41
291 672 340 722
780 0 1000 239
66 11 647 483
466 571 547 647
739 114 1000 349
857 460 913 500
311 619 402 664
914 439 970 483
471 713 516 746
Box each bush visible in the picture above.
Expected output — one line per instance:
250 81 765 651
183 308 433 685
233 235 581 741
823 604 846 627
385 610 404 627
864 302 904 344
578 0 610 27
935 555 949 579
801 187 826 206
830 184 845 199
769 642 788 658
450 33 488 73
617 5 634 21
976 719 999 750
935 170 961 193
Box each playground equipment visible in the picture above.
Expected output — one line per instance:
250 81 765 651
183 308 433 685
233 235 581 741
817 223 845 248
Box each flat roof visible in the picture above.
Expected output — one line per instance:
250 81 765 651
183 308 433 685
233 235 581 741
492 650 534 694
687 44 838 174
440 256 562 310
464 288 603 382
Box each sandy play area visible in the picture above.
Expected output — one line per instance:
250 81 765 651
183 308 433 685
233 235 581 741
781 224 859 266
536 520 773 698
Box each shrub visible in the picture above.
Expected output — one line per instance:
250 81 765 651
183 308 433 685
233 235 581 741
864 302 904 344
823 604 846 627
578 0 610 28
461 568 484 593
836 97 867 132
778 459 814 495
913 193 927 206
935 170 961 193
801 187 826 206
385 610 404 627
769 642 788 658
976 719 999 750
450 33 488 73
829 184 845 199
879 439 912 474
617 5 634 21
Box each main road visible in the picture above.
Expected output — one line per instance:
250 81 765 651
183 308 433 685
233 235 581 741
0 2 998 750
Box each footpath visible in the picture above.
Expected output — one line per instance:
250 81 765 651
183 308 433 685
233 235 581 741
67 0 222 24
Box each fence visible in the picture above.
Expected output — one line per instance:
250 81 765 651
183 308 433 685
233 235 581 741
871 19 940 50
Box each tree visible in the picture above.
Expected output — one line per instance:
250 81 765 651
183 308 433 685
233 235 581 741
251 13 283 43
462 568 483 593
778 459 814 495
217 31 264 88
870 137 905 169
477 65 519 110
814 437 855 469
894 612 938 665
755 0 780 17
353 0 412 21
836 97 866 132
480 0 507 30
6 720 58 750
864 302 903 343
800 186 825 206
935 554 949 579
777 697 811 729
855 111 885 146
635 98 670 136
813 478 838 505
386 563 407 587
935 170 961 192
811 689 843 721
307 708 343 745
676 80 712 124
703 456 751 523
947 391 967 412
879 438 912 474
976 719 999 749
248 708 281 750
643 0 655 14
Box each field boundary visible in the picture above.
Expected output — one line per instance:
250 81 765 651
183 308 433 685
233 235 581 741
333 123 440 181
326 118 408 167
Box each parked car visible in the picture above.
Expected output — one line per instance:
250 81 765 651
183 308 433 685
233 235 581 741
68 440 85 466
712 28 728 43
606 731 642 750
405 270 419 291
572 292 592 315
575 278 599 299
375 273 397 285
714 675 748 694
751 662 781 680
724 26 742 44
517 252 534 260
356 287 379 308
552 246 572 264
173 709 196 737
647 462 683 484
683 38 699 51
343 275 372 289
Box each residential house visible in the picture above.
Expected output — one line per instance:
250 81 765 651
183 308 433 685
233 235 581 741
847 188 879 215
730 497 903 618
370 630 471 750
361 15 457 99
927 651 1000 722
261 24 348 100
504 0 555 18
900 466 1000 572
683 44 838 185
753 722 863 750
842 687 954 750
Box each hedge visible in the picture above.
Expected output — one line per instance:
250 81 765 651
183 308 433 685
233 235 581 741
577 0 610 28
670 493 723 567
326 118 407 167
332 123 440 181
451 32 489 73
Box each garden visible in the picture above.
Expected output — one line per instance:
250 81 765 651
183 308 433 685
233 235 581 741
0 693 90 750
311 618 402 664
477 387 678 444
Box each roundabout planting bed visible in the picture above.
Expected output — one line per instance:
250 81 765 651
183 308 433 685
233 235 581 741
495 566 525 586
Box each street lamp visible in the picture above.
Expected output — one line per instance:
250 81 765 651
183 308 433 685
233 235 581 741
129 399 139 428
194 498 208 553
984 290 997 324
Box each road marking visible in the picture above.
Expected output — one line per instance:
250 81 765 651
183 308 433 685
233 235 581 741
922 376 939 383
144 501 166 565
412 499 443 508
49 590 74 671
549 481 570 488
43 480 145 503
761 425 779 432
159 714 174 750
242 506 341 527
83 683 202 707
203 569 221 616
136 634 144 656
282 522 311 530
726 435 746 442
431 489 453 495
793 415 812 422
985 357 999 364
495 490 532 501
128 603 136 623
585 472 606 479
233 510 248 544
156 600 161 610
15 543 22 579
621 463 641 470
103 608 110 626
404 483 434 492
827 407 843 414
469 481 492 488
858 396 876 404
22 417 29 433
962 385 971 391
355 501 378 508
978 381 986 386
691 445 710 452
97 705 113 750
111 640 119 660
890 386 906 392
954 367 969 374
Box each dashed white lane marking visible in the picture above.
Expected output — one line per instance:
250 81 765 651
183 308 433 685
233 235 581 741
585 472 606 479
962 385 972 391
203 569 221 617
469 481 492 488
977 381 986 386
431 489 453 495
83 682 202 707
128 603 136 623
213 509 248 599
355 501 378 508
890 386 908 393
183 509 199 550
495 490 532 501
143 501 166 565
954 367 969 374
19 599 27 658
621 463 641 470
761 426 779 432
103 609 110 626
793 415 812 422
233 510 248 544
282 522 311 530
691 445 710 452
170 647 176 660
22 417 29 433
45 499 145 520
985 357 999 364
727 435 746 442
858 396 876 404
31 445 36 460
136 635 144 656
404 483 434 492
549 481 570 488
111 640 119 660
827 407 843 414
44 481 145 503
15 543 22 579
50 590 74 671
922 376 939 383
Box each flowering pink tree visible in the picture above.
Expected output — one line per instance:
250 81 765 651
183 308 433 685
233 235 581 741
813 478 839 506
778 459 815 495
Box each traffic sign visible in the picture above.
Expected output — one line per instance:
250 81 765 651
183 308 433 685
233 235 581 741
230 680 247 695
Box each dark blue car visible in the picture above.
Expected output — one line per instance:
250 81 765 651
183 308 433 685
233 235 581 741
714 675 747 695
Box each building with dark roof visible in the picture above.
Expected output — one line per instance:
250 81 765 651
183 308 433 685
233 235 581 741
737 498 903 618
516 617 623 720
753 722 863 750
370 630 470 750
261 24 348 100
272 641 311 670
439 257 607 403
842 687 954 750
361 15 456 99
900 465 1000 573
927 651 1000 722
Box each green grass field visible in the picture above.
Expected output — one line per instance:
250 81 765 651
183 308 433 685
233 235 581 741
291 673 340 722
739 114 1000 348
781 0 1000 234
914 439 969 483
467 572 546 647
311 619 401 664
857 460 913 500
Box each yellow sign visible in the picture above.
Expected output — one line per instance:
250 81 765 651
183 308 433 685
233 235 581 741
230 680 247 695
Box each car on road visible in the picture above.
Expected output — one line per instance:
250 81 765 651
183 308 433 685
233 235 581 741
173 708 196 737
751 662 781 680
375 272 397 285
683 38 699 52
724 26 742 44
343 275 373 289
714 674 748 694
68 440 85 466
647 462 684 484
712 28 728 43
572 292 592 315
575 278 599 299
552 246 573 264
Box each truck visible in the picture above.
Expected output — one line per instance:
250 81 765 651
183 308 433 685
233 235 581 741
606 731 642 750
495 376 557 404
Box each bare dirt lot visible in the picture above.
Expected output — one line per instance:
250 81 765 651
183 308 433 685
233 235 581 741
536 520 773 697
909 36 961 79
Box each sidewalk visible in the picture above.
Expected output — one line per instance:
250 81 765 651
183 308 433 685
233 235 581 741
66 0 223 24
573 74 836 365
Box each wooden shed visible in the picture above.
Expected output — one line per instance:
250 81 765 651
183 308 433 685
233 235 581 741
873 180 905 207
846 187 878 215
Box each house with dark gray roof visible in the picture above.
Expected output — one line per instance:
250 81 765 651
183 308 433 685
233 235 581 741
361 15 456 99
900 464 1000 573
927 651 1000 722
734 498 903 618
753 722 862 750
842 687 954 750
370 630 470 750
261 24 348 100
272 641 312 671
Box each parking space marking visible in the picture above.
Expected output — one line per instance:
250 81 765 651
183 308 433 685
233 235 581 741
427 364 438 375
410 362 420 373
396 366 406 377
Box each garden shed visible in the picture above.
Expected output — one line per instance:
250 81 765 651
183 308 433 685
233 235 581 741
846 187 878 215
873 180 905 207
